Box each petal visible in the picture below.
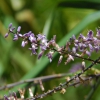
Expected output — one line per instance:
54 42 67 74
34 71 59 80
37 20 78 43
4 33 9 38
96 29 100 38
21 41 25 47
17 26 21 33
38 51 44 59
87 30 93 39
8 23 12 28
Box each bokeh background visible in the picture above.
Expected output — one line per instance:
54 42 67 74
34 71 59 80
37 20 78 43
1 0 100 100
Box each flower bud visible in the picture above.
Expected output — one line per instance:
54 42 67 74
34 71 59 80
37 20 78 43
17 26 21 33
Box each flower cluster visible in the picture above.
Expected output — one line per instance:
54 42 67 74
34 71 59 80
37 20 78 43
5 23 100 65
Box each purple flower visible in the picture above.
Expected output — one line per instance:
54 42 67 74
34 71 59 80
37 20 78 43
37 34 46 41
9 27 15 32
94 46 100 52
17 26 21 33
13 34 18 41
21 41 26 47
4 33 9 38
88 44 94 52
18 33 23 37
87 30 93 40
46 51 54 62
49 36 56 46
78 34 86 41
29 33 37 43
96 29 100 38
41 38 48 44
86 50 91 56
8 23 12 28
23 31 32 38
72 47 76 54
40 44 47 51
29 43 37 55
38 51 44 59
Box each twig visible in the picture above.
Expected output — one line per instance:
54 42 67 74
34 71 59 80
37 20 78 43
3 57 100 100
26 57 100 100
0 73 71 91
26 75 100 100
52 48 100 64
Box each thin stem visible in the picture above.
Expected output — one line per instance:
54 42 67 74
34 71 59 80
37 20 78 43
27 75 100 100
52 48 100 64
0 73 71 91
24 57 100 100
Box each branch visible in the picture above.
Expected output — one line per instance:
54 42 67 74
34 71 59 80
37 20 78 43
0 73 71 91
26 75 100 100
4 57 100 100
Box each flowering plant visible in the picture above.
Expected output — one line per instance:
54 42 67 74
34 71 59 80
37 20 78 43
3 23 100 100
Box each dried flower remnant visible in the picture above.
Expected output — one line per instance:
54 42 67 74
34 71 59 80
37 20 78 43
18 89 25 99
29 88 34 97
46 51 54 62
82 61 85 70
60 88 66 94
58 55 63 65
39 80 45 91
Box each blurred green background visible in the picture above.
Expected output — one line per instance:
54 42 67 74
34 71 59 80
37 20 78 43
1 0 100 100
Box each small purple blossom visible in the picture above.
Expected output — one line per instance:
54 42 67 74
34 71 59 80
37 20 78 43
40 44 47 51
96 29 100 38
23 31 32 38
37 34 46 41
72 47 76 54
86 50 91 56
78 34 86 41
17 26 21 33
38 51 44 59
46 51 54 62
8 23 12 28
18 33 23 37
9 27 15 32
21 41 26 47
94 46 100 52
13 34 18 41
88 44 94 52
48 39 55 46
29 33 37 43
87 30 93 40
30 43 37 55
4 33 9 38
